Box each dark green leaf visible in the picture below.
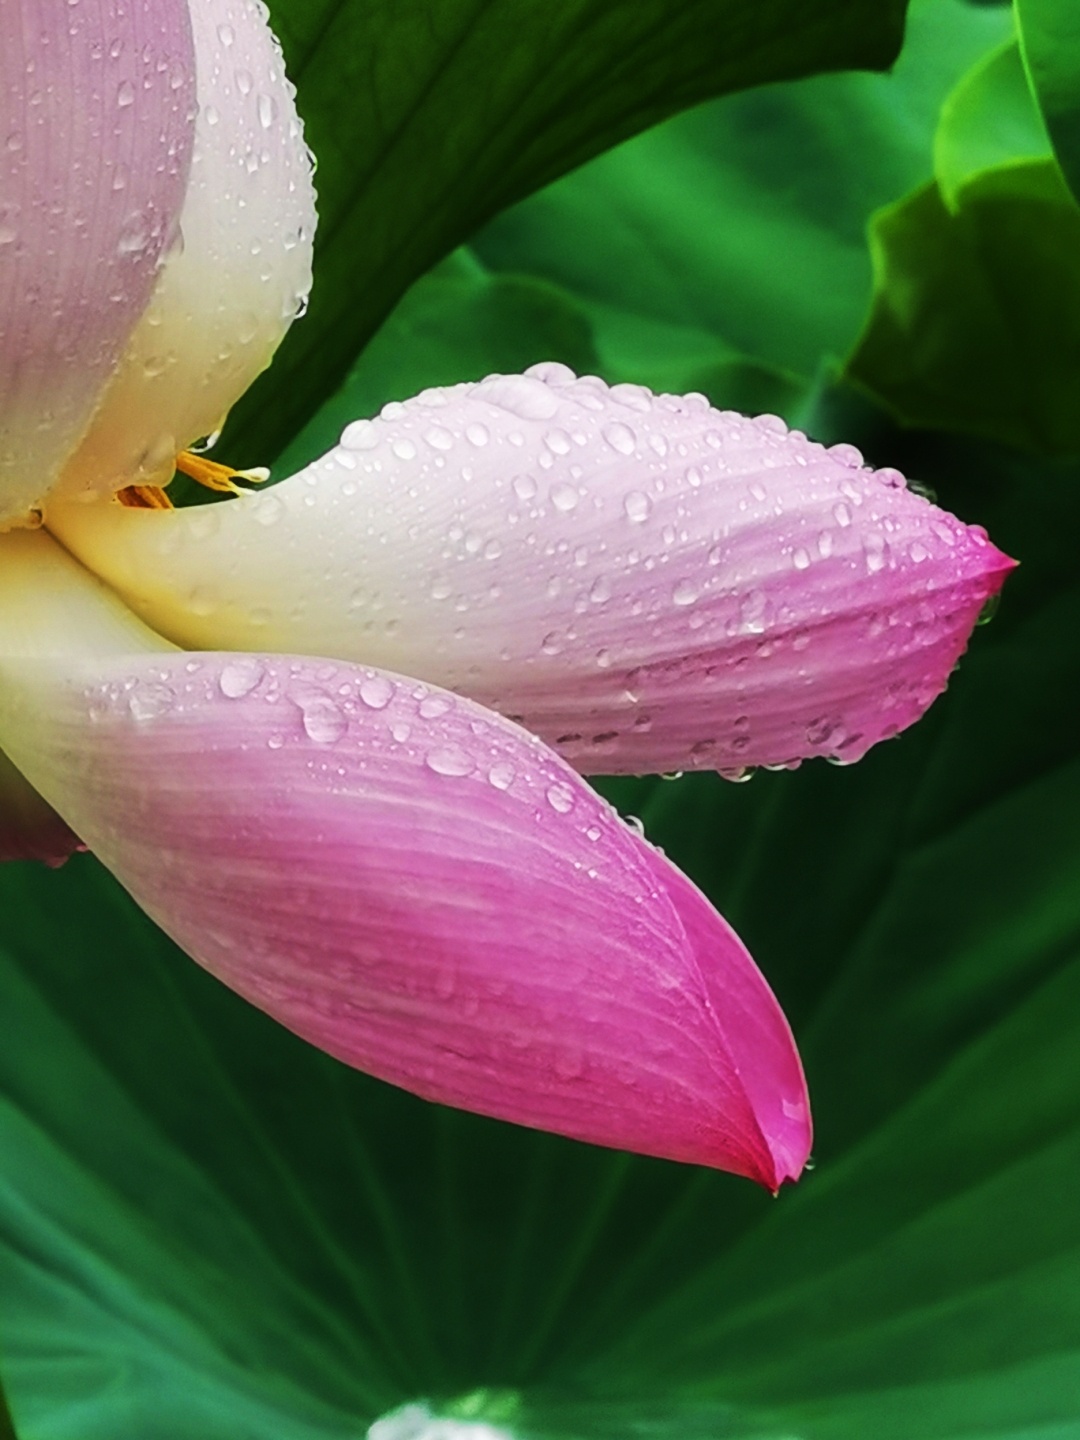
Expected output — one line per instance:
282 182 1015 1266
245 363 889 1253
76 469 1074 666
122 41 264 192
3 412 1080 1435
1017 0 1080 204
218 0 909 467
846 160 1080 455
470 0 1012 392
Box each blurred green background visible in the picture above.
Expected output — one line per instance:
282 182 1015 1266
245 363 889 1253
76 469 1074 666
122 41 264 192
6 0 1080 1434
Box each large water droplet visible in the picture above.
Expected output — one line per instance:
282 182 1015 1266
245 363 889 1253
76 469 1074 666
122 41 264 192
128 683 172 720
603 422 636 455
426 747 474 777
341 419 379 450
116 80 135 108
672 579 699 606
298 694 347 743
550 483 579 513
623 490 651 523
474 374 560 419
488 761 516 790
512 474 537 501
219 660 265 698
419 694 452 720
359 675 394 709
546 783 575 814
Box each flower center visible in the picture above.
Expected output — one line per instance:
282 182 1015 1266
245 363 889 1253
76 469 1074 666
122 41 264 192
116 452 270 510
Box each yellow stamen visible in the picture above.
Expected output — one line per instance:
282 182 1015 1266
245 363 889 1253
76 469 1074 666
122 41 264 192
117 485 174 510
174 451 270 495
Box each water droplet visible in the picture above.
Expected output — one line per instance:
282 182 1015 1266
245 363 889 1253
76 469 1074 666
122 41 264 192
550 482 579 512
474 374 559 419
116 80 135 108
257 93 277 129
833 502 852 528
419 694 452 720
219 660 265 698
589 576 612 604
359 675 394 709
541 631 562 656
483 538 502 560
672 579 699 606
217 22 235 45
793 547 811 570
424 426 454 451
254 494 284 526
341 419 379 450
586 826 601 842
128 683 172 720
623 490 651 523
466 423 489 447
603 422 636 455
649 433 669 458
828 442 863 468
426 747 474 777
235 69 253 96
864 534 886 573
298 694 347 744
488 761 516 790
544 428 571 456
391 438 417 460
610 383 652 412
546 783 575 814
909 541 929 563
512 474 537 501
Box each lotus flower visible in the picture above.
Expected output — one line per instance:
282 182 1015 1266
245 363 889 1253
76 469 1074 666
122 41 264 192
0 0 1013 1190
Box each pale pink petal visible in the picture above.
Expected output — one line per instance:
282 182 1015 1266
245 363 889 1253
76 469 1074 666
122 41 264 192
0 0 195 526
49 0 316 501
50 369 1014 774
0 747 80 867
0 645 811 1187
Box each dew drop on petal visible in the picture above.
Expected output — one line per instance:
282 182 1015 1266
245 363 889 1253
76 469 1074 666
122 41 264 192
672 579 699 606
603 422 637 455
426 747 474 777
623 490 651 523
546 783 575 814
298 695 348 744
341 419 380 450
219 660 265 698
128 683 172 720
418 694 453 720
359 675 394 710
488 761 516 790
551 483 579 512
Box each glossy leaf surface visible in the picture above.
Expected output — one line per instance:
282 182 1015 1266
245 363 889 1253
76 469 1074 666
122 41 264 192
218 0 908 465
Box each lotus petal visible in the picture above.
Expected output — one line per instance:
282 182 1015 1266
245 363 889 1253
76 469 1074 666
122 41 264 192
0 533 809 1187
50 369 1015 774
50 0 317 502
0 0 196 526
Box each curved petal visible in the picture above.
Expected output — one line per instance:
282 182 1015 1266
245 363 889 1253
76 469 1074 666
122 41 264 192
0 535 809 1186
49 0 316 502
0 0 196 527
51 370 1015 774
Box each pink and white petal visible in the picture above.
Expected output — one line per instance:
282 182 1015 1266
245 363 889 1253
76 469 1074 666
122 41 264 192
0 748 81 867
0 0 195 527
51 370 1015 774
0 645 810 1187
49 0 316 502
